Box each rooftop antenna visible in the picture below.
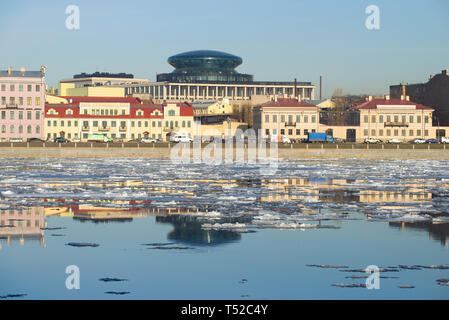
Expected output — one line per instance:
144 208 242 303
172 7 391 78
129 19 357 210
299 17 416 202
320 75 322 100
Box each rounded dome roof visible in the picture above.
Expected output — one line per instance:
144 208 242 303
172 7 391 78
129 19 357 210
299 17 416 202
168 50 243 70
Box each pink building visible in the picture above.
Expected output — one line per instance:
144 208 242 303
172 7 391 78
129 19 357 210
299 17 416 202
0 66 46 141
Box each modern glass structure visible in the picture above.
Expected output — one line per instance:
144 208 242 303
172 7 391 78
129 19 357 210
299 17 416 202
157 50 253 83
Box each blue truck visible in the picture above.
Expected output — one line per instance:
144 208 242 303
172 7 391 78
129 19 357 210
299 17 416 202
307 132 334 143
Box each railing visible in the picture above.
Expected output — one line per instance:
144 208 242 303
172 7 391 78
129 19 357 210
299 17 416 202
285 122 296 127
384 122 409 127
81 126 89 131
119 126 127 131
99 126 110 131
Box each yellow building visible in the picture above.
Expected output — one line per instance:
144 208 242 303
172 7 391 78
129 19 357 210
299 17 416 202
44 97 194 142
192 99 234 116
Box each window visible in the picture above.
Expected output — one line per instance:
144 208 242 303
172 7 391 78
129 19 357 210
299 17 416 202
101 109 104 115
1 97 5 105
402 129 406 136
36 97 40 106
9 97 15 105
122 110 125 115
168 110 175 116
158 121 161 127
280 115 285 123
27 85 32 92
311 115 316 123
288 129 293 135
1 125 5 133
1 84 5 91
371 115 376 123
265 115 269 123
19 125 23 134
53 120 57 126
304 116 308 123
273 115 277 122
47 120 51 127
83 121 89 127
394 129 399 136
19 97 23 105
266 129 269 135
424 116 429 124
105 110 109 116
27 125 32 134
417 116 421 123
175 121 178 127
145 121 148 127
379 115 384 123
152 121 155 127
93 121 98 127
409 129 414 136
111 121 116 127
10 84 14 91
75 121 78 127
182 121 185 128
371 129 376 136
394 115 399 123
379 129 383 136
424 129 429 136
296 115 300 122
35 111 40 120
409 115 414 123
10 125 14 133
19 84 23 91
61 121 64 127
402 115 406 123
187 121 191 128
138 121 141 128
84 110 88 115
364 115 369 123
387 129 391 136
36 85 40 92
131 121 135 127
417 129 421 136
120 121 126 128
304 129 308 135
1 111 5 119
10 111 14 120
27 111 32 120
387 115 391 122
27 97 32 105
364 129 368 136
19 111 23 120
296 129 300 135
67 121 71 127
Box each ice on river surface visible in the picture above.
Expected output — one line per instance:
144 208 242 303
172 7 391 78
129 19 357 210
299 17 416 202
0 158 449 299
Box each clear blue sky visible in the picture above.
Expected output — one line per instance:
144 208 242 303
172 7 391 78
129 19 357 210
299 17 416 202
0 0 448 97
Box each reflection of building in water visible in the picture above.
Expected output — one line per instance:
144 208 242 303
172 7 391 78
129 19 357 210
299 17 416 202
156 215 243 246
389 221 449 247
0 207 45 246
259 178 434 204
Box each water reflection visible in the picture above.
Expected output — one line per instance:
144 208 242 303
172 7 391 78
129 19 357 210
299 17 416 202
389 221 449 246
0 207 45 246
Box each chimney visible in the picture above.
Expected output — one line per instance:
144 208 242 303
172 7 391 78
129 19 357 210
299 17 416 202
20 67 25 73
319 75 322 100
368 95 373 101
401 85 406 101
385 94 390 100
406 96 410 101
8 66 12 75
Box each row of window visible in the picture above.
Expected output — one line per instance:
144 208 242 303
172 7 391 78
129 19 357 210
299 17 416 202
0 84 40 92
0 220 40 227
363 114 430 124
363 129 429 137
47 120 192 128
46 133 164 140
1 124 40 134
1 96 41 106
0 208 41 215
265 129 316 136
264 114 316 123
1 110 41 120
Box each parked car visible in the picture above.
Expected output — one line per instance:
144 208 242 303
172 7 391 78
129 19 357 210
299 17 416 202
364 137 382 144
410 138 426 144
426 139 439 144
53 137 70 143
440 136 449 144
387 138 403 144
281 135 291 143
127 139 140 143
9 138 23 143
140 137 157 143
333 137 346 143
170 133 193 143
27 138 45 143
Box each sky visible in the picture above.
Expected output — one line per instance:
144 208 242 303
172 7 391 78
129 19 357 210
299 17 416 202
0 0 448 98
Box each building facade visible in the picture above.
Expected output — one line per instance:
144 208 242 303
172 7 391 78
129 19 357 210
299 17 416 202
390 70 449 126
0 66 46 141
44 96 194 141
253 98 320 141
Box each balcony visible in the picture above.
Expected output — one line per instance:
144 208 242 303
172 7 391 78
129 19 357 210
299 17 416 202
99 126 110 131
81 126 90 131
119 126 127 132
5 104 18 109
384 122 409 127
285 122 296 127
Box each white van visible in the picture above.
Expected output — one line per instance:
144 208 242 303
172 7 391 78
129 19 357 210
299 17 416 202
170 133 193 143
440 136 449 144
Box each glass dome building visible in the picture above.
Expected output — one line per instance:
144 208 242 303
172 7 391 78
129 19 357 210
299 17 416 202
157 50 253 83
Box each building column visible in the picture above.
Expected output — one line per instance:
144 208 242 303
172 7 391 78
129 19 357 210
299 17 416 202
178 85 181 100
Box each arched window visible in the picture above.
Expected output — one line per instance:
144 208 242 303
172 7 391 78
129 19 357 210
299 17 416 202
1 125 6 133
27 125 32 134
36 126 40 134
168 110 175 116
19 125 23 133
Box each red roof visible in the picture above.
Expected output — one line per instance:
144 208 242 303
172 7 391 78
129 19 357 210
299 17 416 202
163 102 194 116
60 96 142 104
45 104 164 119
261 98 317 108
355 98 434 110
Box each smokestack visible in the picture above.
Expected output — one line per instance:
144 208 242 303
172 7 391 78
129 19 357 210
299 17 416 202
401 85 406 101
319 75 322 100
